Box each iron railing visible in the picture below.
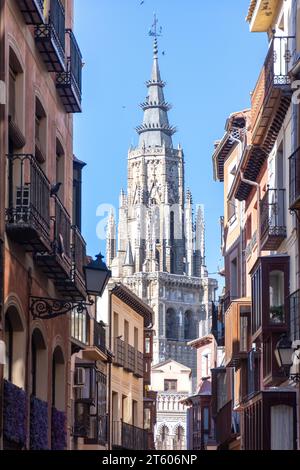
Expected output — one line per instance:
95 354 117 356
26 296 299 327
289 147 300 209
122 422 147 450
290 290 300 342
54 196 71 260
56 30 82 112
35 0 65 69
70 30 82 95
18 0 45 25
6 154 51 244
252 36 294 134
260 188 286 241
72 225 86 279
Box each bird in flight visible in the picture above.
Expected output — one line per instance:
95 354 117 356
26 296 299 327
140 0 144 5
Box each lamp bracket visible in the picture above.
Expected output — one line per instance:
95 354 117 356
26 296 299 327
30 296 94 320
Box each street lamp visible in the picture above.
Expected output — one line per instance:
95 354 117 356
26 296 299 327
30 253 111 320
84 253 111 297
275 335 300 383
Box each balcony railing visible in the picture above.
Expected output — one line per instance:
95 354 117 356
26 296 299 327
6 154 51 252
243 391 296 450
71 226 86 297
260 188 286 250
35 0 65 72
112 421 147 450
251 36 294 150
290 290 300 342
113 338 144 378
289 147 300 210
94 321 106 353
57 31 82 113
18 0 44 25
54 196 71 261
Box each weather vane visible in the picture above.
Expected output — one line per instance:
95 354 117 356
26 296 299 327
149 13 163 38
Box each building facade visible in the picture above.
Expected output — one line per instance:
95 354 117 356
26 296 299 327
107 37 218 387
151 359 191 450
211 0 300 450
0 0 87 451
97 282 154 450
183 334 223 451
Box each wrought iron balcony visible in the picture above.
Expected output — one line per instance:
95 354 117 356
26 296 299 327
70 226 87 299
6 154 51 253
251 36 294 153
289 147 300 210
35 196 72 288
260 188 286 250
290 290 300 342
35 0 65 72
56 31 82 113
112 421 147 450
36 208 86 300
18 0 44 25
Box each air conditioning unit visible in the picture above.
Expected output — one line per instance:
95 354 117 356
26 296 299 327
74 367 86 386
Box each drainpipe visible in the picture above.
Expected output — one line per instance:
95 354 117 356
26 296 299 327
107 288 112 451
0 0 5 452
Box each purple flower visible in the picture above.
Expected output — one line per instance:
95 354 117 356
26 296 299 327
3 380 27 448
51 407 67 450
30 396 48 450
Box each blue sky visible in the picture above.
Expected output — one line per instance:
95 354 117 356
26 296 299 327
74 0 267 286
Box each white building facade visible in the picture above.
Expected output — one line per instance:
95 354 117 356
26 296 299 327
151 359 191 450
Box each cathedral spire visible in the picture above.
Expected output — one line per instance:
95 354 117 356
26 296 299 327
136 17 176 149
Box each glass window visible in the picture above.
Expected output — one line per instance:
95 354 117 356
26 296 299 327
269 270 285 324
145 337 151 354
164 379 177 392
144 407 151 430
203 407 209 432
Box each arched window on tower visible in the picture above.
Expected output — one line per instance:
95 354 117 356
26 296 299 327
170 211 175 273
174 426 185 450
166 308 179 341
158 425 170 450
184 310 198 341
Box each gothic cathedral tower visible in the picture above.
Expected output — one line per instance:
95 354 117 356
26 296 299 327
107 35 217 388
